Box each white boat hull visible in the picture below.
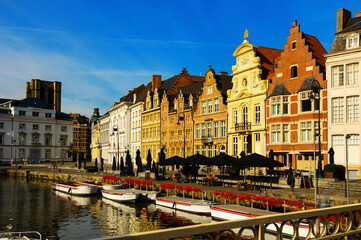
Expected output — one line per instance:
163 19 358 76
79 182 123 191
210 206 312 238
102 190 140 203
52 183 98 195
156 197 214 214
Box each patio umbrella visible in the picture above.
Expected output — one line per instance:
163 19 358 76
158 148 166 178
116 159 120 170
135 149 142 176
83 158 86 169
146 149 152 171
211 152 239 166
269 149 275 189
112 156 116 171
287 165 295 192
126 150 134 176
78 157 81 169
95 158 98 169
231 153 284 168
100 158 104 171
120 156 125 175
159 155 184 166
152 161 156 172
328 147 335 164
184 153 211 165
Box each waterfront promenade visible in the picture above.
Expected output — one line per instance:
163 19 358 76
1 162 360 208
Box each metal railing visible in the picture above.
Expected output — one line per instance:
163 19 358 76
201 136 213 144
235 122 251 132
92 203 361 240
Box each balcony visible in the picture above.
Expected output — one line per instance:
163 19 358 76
235 122 251 132
201 136 213 144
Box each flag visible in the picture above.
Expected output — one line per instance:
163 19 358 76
108 143 110 147
113 142 115 148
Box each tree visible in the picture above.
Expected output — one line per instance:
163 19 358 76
146 149 152 171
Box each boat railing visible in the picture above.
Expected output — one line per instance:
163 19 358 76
91 203 361 240
0 231 43 240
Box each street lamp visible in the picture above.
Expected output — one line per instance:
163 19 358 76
310 79 321 207
113 125 119 169
345 134 351 204
177 112 186 159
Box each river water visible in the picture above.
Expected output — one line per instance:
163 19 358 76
0 176 214 239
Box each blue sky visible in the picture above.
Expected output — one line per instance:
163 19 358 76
0 0 360 116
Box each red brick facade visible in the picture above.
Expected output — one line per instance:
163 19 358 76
266 20 328 171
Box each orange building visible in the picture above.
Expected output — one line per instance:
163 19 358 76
193 66 232 157
70 114 91 162
266 20 328 171
160 68 205 159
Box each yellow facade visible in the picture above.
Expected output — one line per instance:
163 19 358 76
141 109 160 163
90 121 101 161
227 38 268 157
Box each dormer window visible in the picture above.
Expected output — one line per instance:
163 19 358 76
346 35 359 50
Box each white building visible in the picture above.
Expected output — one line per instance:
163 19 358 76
0 98 73 165
326 8 361 179
99 112 110 164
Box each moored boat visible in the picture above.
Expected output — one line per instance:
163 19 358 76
52 182 98 195
101 189 140 203
156 196 215 214
0 231 44 240
79 181 123 190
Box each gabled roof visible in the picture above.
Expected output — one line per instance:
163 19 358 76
297 77 323 93
176 80 205 97
159 75 178 91
268 83 292 98
256 47 283 79
120 84 146 103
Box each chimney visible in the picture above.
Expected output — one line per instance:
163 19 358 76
219 72 228 76
356 11 361 18
290 20 300 35
133 93 137 103
93 108 99 116
151 75 162 92
336 8 351 32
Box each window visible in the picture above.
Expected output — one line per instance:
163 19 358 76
346 63 359 85
33 124 39 131
332 98 344 123
32 133 39 144
332 65 344 87
301 121 312 142
0 134 3 145
255 104 260 124
45 113 52 118
187 147 191 157
0 122 3 129
243 135 248 155
243 106 248 123
208 85 213 94
45 125 52 131
347 134 359 145
272 97 281 115
196 145 200 154
346 35 359 49
283 97 289 114
19 111 26 116
19 133 26 145
221 121 226 137
233 136 238 156
283 125 289 143
292 41 296 49
207 122 212 137
178 130 182 140
19 123 26 130
255 133 260 142
60 135 67 146
0 148 2 158
45 149 51 158
291 66 297 78
32 112 39 117
233 108 237 127
45 134 52 146
196 124 200 139
18 149 25 159
201 124 206 138
300 92 312 112
347 96 359 122
214 99 219 112
61 126 67 132
186 129 190 139
208 146 212 157
214 144 218 156
208 100 212 113
271 124 281 143
202 102 206 114
214 122 219 138
202 145 206 156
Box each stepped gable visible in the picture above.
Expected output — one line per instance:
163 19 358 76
303 34 327 67
256 46 283 79
166 68 205 95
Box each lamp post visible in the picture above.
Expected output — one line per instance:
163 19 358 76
113 125 119 169
177 112 186 159
310 79 321 207
345 134 351 204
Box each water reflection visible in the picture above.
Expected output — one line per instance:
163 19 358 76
0 177 214 239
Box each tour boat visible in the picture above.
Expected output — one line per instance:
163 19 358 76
79 181 123 191
155 196 215 214
101 189 140 203
0 231 44 240
210 205 312 238
52 182 98 195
